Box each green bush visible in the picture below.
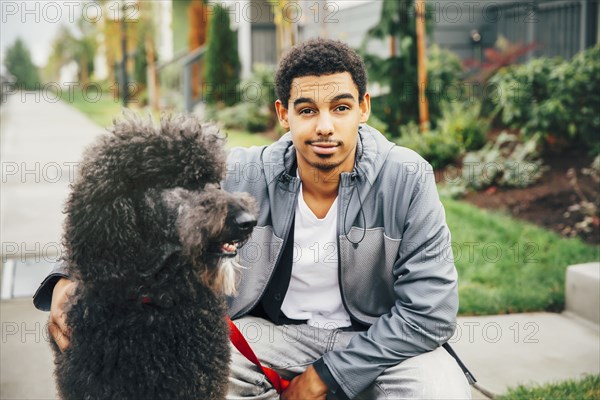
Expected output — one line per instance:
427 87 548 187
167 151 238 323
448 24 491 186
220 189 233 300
215 102 270 133
4 38 40 90
397 122 463 169
208 65 277 133
426 44 464 126
462 131 547 190
489 46 600 152
396 101 488 169
204 4 240 106
436 101 488 151
563 46 600 151
364 114 389 137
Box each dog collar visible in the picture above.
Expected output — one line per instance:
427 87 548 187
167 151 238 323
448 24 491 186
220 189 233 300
136 243 182 306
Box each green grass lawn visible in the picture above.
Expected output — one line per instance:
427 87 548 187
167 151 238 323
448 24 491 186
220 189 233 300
442 196 600 315
61 91 275 149
223 129 275 149
498 375 600 400
59 86 125 129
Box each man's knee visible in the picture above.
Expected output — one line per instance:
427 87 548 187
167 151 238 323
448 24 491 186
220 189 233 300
373 347 471 399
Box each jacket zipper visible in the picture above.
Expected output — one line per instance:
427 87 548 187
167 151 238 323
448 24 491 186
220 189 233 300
236 175 299 318
336 172 370 327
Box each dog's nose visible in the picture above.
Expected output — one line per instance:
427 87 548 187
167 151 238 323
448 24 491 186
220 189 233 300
234 211 257 232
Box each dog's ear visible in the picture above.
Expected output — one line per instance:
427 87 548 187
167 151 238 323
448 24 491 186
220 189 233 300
65 194 140 280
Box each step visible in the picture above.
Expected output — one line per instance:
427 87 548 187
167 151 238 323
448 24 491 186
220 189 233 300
565 262 600 325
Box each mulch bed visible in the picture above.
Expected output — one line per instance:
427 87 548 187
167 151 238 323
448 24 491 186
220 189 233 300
454 146 599 245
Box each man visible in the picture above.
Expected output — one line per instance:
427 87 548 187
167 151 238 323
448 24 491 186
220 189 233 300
35 39 471 399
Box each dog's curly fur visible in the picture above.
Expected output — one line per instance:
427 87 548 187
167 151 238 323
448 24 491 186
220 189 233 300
52 114 257 400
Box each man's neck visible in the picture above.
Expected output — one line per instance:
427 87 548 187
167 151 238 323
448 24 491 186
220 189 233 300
297 159 353 219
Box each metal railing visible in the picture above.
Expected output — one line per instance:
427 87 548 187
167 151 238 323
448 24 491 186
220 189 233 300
154 46 206 113
181 46 206 113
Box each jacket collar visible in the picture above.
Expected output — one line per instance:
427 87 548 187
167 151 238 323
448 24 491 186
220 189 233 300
262 124 395 186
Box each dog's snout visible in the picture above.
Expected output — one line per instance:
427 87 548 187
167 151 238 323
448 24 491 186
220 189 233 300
234 212 257 232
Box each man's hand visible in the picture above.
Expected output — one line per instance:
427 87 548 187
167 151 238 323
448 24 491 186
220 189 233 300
47 277 75 352
281 365 328 400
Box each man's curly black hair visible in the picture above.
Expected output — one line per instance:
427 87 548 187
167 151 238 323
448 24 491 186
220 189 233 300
275 38 367 108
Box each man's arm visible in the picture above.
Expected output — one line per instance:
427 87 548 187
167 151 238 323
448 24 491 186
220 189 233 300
33 263 75 351
47 277 75 351
33 262 68 311
321 163 459 398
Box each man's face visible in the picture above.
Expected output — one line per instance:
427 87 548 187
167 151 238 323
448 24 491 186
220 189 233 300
275 72 370 173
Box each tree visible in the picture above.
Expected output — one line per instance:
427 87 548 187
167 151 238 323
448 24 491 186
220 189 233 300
47 18 97 84
361 0 433 136
4 38 40 89
204 3 240 106
272 0 298 59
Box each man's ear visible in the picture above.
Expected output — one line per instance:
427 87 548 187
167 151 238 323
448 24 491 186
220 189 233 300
359 93 371 124
275 100 290 130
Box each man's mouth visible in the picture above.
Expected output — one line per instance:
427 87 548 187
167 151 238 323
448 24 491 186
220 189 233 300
309 142 340 155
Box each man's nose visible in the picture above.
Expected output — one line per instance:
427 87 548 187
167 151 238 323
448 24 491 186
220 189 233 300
315 112 334 136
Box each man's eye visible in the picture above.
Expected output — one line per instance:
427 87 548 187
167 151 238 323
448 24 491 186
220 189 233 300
299 108 316 115
335 105 350 112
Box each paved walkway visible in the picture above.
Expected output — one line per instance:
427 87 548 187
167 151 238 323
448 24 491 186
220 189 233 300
455 312 599 398
1 92 105 299
1 93 598 399
1 92 105 399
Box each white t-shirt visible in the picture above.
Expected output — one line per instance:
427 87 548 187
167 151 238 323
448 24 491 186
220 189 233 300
280 183 352 329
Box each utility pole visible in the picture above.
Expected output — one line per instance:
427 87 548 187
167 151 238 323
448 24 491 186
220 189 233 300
146 33 159 112
119 1 129 107
415 0 429 131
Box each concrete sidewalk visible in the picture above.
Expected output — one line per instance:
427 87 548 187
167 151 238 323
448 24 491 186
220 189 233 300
455 312 599 398
1 92 106 399
1 92 106 299
1 298 58 399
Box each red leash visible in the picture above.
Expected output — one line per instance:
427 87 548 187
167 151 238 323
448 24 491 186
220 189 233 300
227 317 290 393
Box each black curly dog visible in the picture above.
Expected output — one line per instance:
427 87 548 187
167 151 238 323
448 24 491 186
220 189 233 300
51 114 257 400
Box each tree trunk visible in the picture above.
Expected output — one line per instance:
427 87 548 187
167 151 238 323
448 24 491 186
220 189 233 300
415 0 429 131
188 0 209 99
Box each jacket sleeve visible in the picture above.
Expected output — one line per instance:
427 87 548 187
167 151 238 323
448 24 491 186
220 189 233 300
32 262 69 311
322 164 459 399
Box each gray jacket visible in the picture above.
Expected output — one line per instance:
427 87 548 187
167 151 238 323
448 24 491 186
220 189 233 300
223 125 458 398
34 125 458 398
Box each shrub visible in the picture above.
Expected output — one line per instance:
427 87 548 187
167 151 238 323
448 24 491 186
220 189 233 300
397 122 463 169
208 65 277 133
204 4 240 106
489 46 600 152
215 102 270 133
563 47 600 151
426 44 464 126
562 155 600 238
364 114 389 137
462 131 547 190
396 100 488 169
436 101 488 151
